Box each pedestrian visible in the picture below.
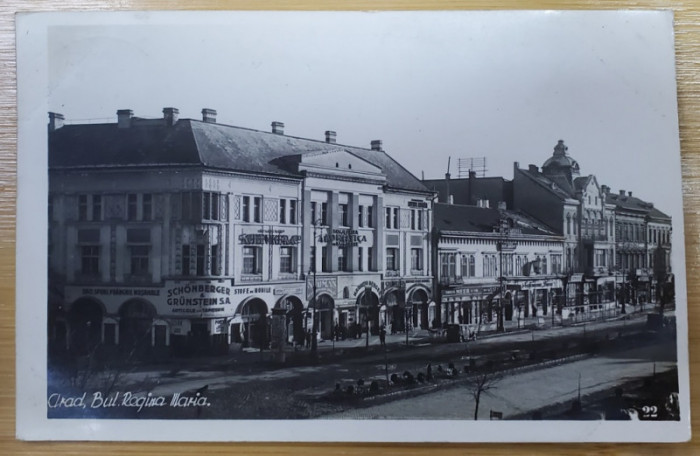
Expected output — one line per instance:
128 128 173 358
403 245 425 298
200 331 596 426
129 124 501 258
379 325 386 346
305 329 311 349
426 362 433 381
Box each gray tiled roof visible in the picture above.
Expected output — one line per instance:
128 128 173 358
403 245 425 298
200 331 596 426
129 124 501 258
434 202 559 237
606 192 671 221
50 118 431 194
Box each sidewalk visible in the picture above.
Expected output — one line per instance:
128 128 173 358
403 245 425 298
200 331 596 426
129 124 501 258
184 304 664 370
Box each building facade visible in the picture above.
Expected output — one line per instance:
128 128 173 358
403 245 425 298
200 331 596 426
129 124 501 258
434 202 565 331
603 186 673 309
512 140 617 315
48 108 433 357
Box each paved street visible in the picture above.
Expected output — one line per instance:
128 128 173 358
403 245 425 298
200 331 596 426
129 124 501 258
324 338 676 420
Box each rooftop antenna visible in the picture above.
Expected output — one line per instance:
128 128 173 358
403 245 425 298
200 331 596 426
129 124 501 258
458 156 487 178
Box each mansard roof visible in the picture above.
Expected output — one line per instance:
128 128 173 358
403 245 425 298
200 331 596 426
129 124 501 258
49 117 430 194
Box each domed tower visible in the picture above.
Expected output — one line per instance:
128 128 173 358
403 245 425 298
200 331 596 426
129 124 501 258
541 139 580 190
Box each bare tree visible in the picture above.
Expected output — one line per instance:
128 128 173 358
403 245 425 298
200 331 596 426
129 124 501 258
468 371 502 420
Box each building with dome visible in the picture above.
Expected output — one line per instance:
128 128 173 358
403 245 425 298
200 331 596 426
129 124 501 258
512 140 617 312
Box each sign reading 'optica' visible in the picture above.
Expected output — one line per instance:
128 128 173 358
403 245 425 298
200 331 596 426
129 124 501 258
318 229 368 246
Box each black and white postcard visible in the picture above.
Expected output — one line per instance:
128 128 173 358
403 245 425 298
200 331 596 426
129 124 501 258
15 10 691 442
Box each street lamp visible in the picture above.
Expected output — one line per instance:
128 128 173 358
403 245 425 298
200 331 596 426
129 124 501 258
310 218 322 356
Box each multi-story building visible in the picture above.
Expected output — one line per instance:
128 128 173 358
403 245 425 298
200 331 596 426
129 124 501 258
603 186 672 307
48 108 433 357
434 202 565 330
512 140 617 313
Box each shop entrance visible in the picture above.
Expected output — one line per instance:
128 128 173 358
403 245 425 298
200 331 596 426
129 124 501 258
356 290 379 336
240 298 268 349
69 298 103 355
118 299 156 357
409 288 429 329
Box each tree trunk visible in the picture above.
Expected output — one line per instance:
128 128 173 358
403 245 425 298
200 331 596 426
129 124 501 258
474 392 480 420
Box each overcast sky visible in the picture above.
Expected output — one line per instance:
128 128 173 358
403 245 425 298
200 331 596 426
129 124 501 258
46 10 681 216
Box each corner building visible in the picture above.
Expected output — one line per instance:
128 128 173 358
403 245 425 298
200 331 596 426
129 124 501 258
48 109 433 357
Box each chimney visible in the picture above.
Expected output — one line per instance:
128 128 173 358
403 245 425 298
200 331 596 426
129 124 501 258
628 191 633 197
601 185 610 195
325 130 337 143
529 164 538 173
619 189 626 196
201 108 217 123
163 107 179 126
370 140 383 151
48 112 64 131
445 171 451 204
117 109 133 128
271 121 285 135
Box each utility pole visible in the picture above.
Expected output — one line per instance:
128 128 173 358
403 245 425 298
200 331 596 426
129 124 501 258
310 220 319 357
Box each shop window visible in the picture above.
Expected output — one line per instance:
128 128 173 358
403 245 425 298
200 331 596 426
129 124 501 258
103 323 116 346
243 246 262 274
280 246 296 273
154 325 167 347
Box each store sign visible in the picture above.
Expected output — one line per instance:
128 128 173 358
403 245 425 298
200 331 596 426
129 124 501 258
165 283 232 315
77 287 161 297
353 280 380 297
306 276 337 299
318 229 367 246
442 286 499 296
238 232 301 245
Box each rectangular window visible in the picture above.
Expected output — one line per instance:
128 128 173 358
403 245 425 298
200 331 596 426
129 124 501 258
243 246 261 274
411 248 422 272
339 204 348 227
81 245 100 276
182 245 191 276
253 197 261 223
242 196 250 222
127 194 138 221
196 244 206 275
337 247 348 272
78 195 88 221
411 210 416 230
321 246 329 272
92 195 102 221
386 248 399 271
210 245 220 276
290 200 297 224
310 246 316 273
417 210 424 230
142 194 152 221
392 208 399 229
367 206 374 228
358 205 365 228
280 199 287 224
280 246 295 273
321 202 328 226
130 245 150 276
368 247 373 271
212 193 220 220
358 247 364 272
385 207 391 228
